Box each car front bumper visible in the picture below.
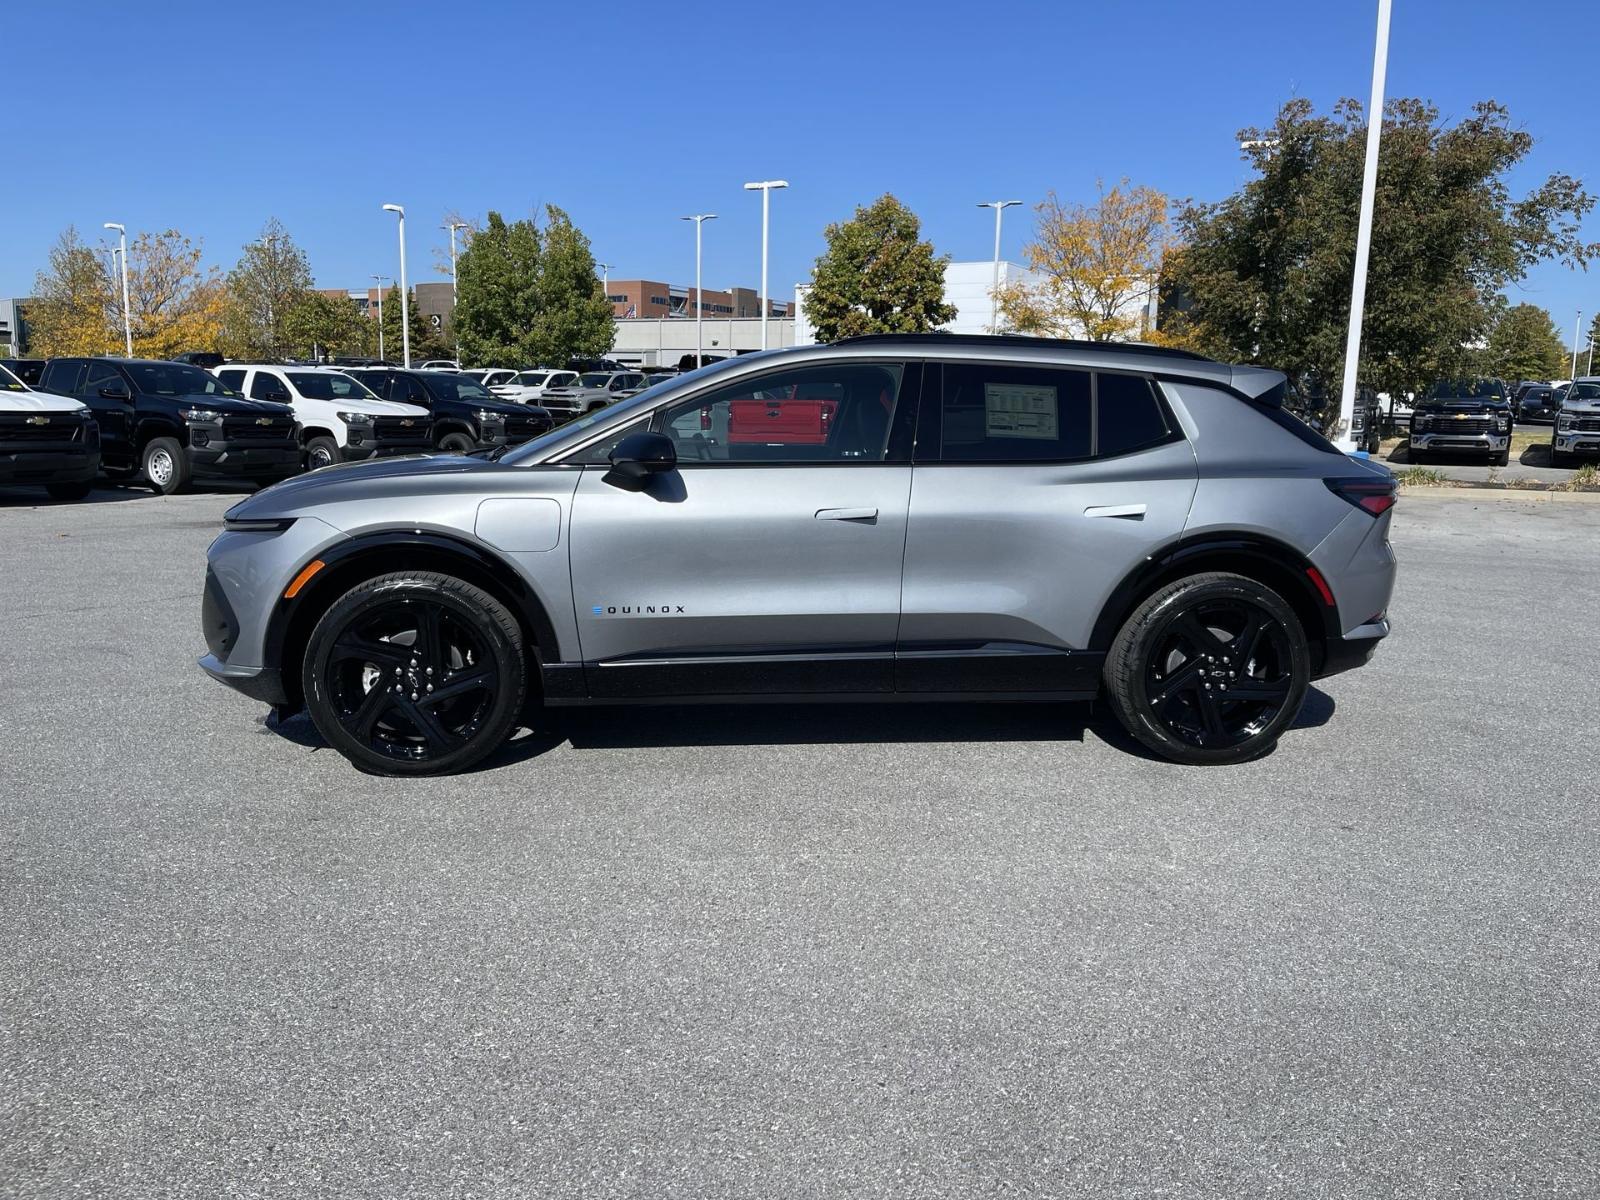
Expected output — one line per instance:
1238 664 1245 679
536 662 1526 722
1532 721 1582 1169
1409 431 1509 454
0 446 100 486
189 442 301 479
1553 431 1600 457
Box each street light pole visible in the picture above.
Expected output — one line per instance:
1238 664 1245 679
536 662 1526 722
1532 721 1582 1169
444 222 467 363
1571 309 1584 379
103 222 132 356
382 204 410 368
681 215 717 368
371 274 390 362
1334 0 1392 453
743 180 788 349
598 262 612 293
977 201 1022 334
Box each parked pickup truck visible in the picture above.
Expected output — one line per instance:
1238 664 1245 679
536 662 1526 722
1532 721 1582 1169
0 362 100 500
37 357 298 493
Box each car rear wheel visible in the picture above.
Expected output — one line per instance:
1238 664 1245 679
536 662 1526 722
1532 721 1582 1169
142 436 190 494
1104 572 1310 766
301 571 527 776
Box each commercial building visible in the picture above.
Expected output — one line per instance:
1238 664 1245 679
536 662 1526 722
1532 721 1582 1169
0 297 35 355
605 280 788 322
610 317 797 368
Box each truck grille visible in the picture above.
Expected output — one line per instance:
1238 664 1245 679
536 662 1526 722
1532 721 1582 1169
223 415 297 444
1427 416 1493 435
0 413 85 444
1571 416 1600 433
504 415 550 442
373 415 433 446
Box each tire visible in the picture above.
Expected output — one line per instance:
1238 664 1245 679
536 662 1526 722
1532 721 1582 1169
45 480 92 501
1551 445 1574 468
1493 446 1510 467
1103 572 1311 766
301 571 527 776
437 431 475 454
1407 444 1428 465
142 436 190 494
304 435 340 471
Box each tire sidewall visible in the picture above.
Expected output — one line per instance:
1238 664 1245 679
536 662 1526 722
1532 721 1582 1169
1110 574 1311 766
306 436 339 471
302 574 526 775
438 432 475 454
143 437 188 494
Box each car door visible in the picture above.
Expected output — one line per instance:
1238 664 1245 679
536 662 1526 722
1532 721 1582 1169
566 359 920 697
897 361 1197 693
80 361 135 469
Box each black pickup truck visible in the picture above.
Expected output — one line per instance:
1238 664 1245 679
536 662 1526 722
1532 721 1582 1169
37 358 300 493
342 368 553 451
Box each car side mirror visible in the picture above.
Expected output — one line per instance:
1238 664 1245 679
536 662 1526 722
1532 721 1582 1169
603 431 677 491
98 383 130 401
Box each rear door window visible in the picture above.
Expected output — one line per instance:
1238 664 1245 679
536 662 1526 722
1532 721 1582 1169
932 363 1093 462
42 360 87 395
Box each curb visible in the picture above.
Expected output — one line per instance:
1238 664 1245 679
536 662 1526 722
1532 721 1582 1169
1396 485 1600 504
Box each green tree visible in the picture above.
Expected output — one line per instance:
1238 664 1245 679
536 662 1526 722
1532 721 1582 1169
29 227 117 356
379 285 443 365
454 211 541 365
1486 303 1566 382
528 205 614 367
1162 98 1598 416
222 218 314 357
282 292 374 360
806 194 955 342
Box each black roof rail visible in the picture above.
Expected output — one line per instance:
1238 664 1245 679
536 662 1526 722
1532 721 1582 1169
827 331 1213 362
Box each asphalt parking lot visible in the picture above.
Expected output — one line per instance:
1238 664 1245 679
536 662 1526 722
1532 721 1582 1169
3 485 1598 1198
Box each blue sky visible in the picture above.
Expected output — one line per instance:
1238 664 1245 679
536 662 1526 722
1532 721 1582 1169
6 0 1596 343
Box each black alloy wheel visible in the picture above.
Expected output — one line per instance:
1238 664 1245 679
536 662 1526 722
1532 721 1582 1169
302 572 526 775
1105 572 1311 765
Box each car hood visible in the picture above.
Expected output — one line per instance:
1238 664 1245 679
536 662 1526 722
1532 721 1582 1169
224 451 477 518
0 389 87 414
342 398 429 417
1560 400 1600 416
1414 399 1508 413
183 394 295 416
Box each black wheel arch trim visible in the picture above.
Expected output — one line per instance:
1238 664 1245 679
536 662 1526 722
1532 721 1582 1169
261 530 561 709
1089 532 1343 663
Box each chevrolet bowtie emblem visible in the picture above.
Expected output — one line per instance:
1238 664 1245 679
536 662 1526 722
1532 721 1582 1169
400 419 415 427
26 415 49 425
256 417 273 426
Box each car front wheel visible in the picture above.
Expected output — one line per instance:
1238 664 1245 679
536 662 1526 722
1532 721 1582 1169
301 571 527 775
142 436 190 494
1104 572 1311 766
437 431 476 454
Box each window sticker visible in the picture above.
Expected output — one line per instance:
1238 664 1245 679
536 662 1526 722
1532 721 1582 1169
984 383 1059 440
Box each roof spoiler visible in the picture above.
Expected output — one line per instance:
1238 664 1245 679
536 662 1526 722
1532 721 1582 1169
1229 365 1288 408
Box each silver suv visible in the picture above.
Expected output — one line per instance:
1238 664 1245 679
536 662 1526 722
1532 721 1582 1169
198 335 1397 775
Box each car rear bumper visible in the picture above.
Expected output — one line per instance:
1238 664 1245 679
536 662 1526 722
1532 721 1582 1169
1316 619 1389 680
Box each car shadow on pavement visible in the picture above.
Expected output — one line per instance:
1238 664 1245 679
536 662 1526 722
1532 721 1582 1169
261 686 1336 772
1519 442 1553 466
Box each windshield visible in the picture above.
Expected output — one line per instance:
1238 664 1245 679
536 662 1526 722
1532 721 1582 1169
287 371 380 402
514 372 548 386
420 373 495 403
1428 379 1505 400
1568 382 1600 402
578 373 611 387
125 362 241 398
499 358 741 466
0 364 25 391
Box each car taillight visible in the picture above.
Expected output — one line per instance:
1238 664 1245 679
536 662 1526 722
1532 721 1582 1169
1325 476 1396 516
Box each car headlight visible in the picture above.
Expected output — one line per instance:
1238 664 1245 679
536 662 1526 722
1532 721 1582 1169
474 409 504 424
1497 416 1510 432
1413 414 1432 430
1558 413 1576 431
180 408 224 423
336 411 374 425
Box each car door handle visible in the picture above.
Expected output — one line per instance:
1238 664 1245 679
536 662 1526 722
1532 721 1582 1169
815 507 878 523
1084 503 1147 520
